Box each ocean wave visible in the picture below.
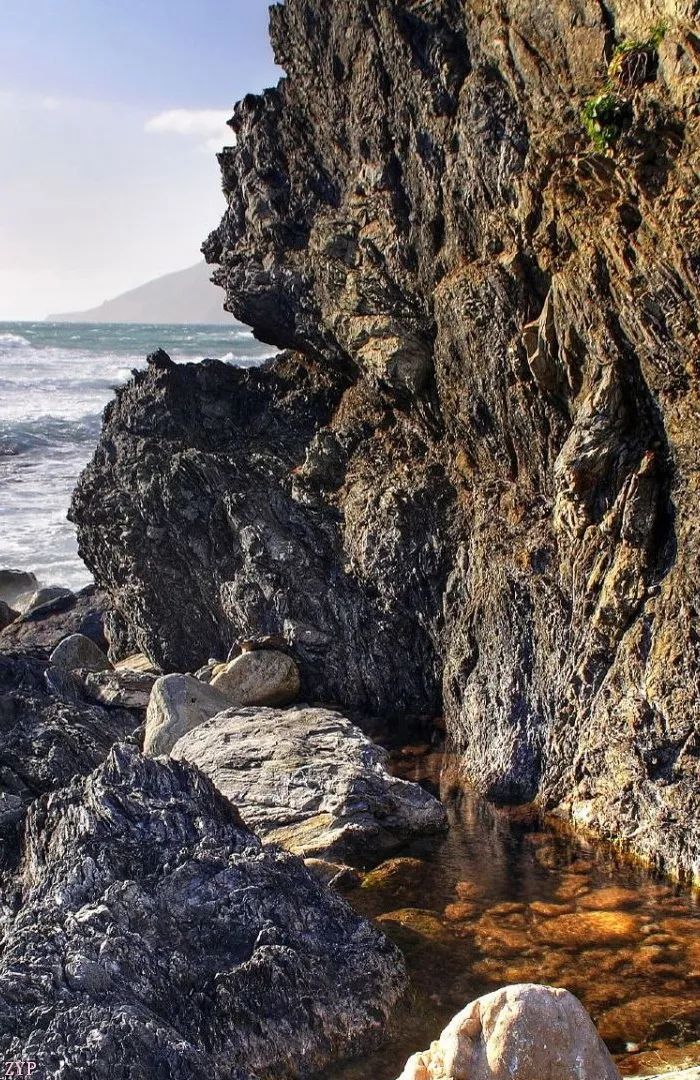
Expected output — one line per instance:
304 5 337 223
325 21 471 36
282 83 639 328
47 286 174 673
0 414 102 455
0 332 31 348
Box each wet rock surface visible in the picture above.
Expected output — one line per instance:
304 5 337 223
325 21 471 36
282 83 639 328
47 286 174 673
80 666 157 711
0 600 18 632
325 750 700 1080
0 569 38 608
0 744 407 1080
71 0 700 880
171 706 448 862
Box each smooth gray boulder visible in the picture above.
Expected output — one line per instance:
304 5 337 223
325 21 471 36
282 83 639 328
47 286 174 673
396 984 621 1080
172 706 448 862
0 569 37 608
144 674 231 756
20 585 74 615
50 633 112 673
210 649 301 706
81 668 157 710
0 745 406 1079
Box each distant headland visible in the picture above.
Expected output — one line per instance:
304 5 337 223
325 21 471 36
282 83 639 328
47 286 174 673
47 261 235 325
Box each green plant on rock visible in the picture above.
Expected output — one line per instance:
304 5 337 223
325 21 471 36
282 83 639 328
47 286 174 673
608 21 668 88
581 21 669 151
580 91 628 151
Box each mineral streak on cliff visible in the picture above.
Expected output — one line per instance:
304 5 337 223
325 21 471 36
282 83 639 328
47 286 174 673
72 1 700 879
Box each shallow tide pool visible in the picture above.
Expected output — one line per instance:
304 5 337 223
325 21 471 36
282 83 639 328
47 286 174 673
327 750 700 1079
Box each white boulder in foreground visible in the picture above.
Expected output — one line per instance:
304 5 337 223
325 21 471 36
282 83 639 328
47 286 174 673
171 705 447 862
396 984 620 1080
653 1073 700 1079
144 674 232 756
210 648 300 706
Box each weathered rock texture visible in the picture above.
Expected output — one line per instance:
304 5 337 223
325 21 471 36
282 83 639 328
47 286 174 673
171 706 448 862
0 651 137 876
396 984 621 1080
0 744 406 1079
72 1 700 879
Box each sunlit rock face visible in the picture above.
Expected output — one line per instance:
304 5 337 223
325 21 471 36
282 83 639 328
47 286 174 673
74 0 700 879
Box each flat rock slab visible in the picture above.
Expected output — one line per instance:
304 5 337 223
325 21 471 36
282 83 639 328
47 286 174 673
81 668 157 710
172 706 448 863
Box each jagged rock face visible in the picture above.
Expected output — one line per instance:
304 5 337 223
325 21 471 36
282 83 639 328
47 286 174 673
0 651 138 877
73 1 700 879
71 351 449 714
0 745 406 1079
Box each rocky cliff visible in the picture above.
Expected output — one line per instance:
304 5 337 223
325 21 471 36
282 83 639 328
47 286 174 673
72 0 700 880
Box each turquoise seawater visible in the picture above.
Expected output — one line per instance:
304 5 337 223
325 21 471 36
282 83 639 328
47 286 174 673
0 320 270 589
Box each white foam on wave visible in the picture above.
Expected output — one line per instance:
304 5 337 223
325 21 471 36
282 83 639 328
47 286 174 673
0 332 31 348
219 352 267 366
0 323 271 590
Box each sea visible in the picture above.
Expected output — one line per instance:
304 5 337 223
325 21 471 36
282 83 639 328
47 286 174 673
0 321 271 591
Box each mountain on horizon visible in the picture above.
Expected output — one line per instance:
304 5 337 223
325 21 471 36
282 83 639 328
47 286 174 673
47 262 234 325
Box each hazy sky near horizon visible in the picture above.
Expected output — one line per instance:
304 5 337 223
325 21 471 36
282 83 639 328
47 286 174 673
0 1 280 320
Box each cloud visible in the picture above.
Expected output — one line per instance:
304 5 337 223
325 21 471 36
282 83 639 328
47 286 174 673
144 108 234 149
0 90 62 111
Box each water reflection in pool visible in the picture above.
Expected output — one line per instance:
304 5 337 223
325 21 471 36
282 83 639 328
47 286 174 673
326 750 700 1080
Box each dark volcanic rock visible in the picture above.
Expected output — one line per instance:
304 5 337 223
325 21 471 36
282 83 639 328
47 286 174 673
0 584 109 655
0 744 406 1079
0 651 138 874
72 2 700 880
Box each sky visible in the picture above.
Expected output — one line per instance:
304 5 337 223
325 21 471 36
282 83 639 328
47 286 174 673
0 1 281 320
